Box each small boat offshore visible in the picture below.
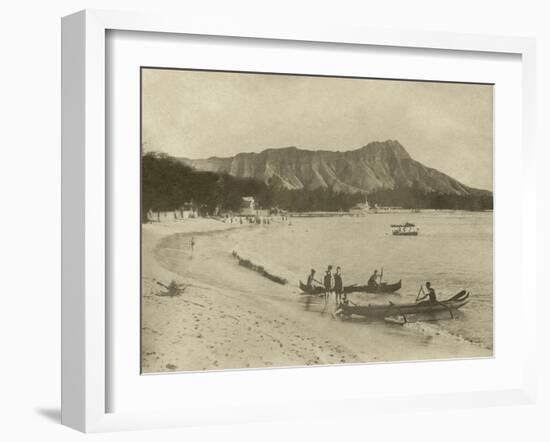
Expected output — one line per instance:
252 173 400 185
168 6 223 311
391 222 419 236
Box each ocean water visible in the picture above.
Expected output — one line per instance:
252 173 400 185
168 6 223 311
232 211 493 351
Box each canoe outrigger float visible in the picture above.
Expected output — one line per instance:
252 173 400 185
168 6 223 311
338 290 470 320
391 222 419 236
344 280 402 294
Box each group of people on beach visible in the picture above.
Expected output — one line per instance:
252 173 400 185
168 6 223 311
306 266 437 309
224 216 275 225
307 265 345 307
306 266 383 305
306 266 379 309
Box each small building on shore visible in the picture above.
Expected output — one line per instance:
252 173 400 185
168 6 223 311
349 197 405 215
349 197 376 215
240 196 256 216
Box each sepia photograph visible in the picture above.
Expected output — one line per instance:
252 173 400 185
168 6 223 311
140 68 493 374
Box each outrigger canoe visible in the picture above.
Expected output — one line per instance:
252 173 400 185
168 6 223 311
340 290 470 319
299 281 325 295
344 280 402 294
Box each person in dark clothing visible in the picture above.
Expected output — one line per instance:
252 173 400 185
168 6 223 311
323 265 334 311
368 269 379 288
334 266 343 306
306 269 321 289
324 266 334 291
418 281 437 304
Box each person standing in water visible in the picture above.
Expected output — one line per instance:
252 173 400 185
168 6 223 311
306 269 322 289
334 266 344 306
323 265 335 311
190 236 195 258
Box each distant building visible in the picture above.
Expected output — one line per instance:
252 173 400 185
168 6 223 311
240 196 256 216
349 197 374 215
349 197 404 215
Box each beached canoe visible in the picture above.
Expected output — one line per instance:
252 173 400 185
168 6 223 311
340 290 470 318
299 281 326 295
344 280 402 294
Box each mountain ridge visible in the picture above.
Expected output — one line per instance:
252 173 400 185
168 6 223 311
177 140 491 197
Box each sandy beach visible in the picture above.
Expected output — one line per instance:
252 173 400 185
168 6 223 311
141 217 491 374
141 218 366 373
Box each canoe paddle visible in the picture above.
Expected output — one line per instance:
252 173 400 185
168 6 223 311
416 285 425 302
416 286 455 319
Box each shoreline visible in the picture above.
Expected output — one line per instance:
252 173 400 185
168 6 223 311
289 209 493 217
141 217 491 373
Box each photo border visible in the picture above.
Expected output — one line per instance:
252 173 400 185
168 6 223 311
139 64 496 375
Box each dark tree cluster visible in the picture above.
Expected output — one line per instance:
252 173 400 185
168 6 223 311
367 186 493 211
142 152 492 223
268 186 365 213
142 152 270 221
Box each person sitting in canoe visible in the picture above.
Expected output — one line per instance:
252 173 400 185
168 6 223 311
418 282 437 304
306 269 322 289
334 266 343 306
368 269 380 288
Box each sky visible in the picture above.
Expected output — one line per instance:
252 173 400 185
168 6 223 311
142 68 493 191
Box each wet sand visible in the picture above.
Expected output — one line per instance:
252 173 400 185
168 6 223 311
141 218 491 373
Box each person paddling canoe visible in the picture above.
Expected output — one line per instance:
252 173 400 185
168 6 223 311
417 281 437 304
306 269 322 289
368 269 380 288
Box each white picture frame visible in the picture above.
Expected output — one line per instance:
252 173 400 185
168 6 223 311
61 9 538 433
